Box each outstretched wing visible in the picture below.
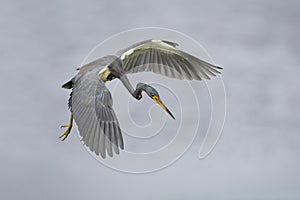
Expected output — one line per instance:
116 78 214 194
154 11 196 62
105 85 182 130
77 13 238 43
119 40 222 80
70 67 123 158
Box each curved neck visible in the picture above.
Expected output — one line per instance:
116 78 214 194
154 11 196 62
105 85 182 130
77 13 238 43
119 75 138 99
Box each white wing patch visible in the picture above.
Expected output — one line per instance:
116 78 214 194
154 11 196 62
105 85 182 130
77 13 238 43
120 40 177 60
120 48 134 60
151 40 177 49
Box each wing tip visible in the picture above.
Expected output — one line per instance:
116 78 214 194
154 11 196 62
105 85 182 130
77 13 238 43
161 40 179 47
211 65 223 74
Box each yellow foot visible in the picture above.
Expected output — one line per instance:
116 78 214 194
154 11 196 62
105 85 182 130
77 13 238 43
59 124 72 141
59 113 73 141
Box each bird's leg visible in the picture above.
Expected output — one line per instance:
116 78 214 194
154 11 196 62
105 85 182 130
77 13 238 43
59 113 73 141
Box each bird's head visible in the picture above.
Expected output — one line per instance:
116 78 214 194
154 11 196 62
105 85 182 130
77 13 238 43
134 83 175 120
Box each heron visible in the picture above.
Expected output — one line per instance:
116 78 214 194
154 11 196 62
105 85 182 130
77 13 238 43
60 39 222 158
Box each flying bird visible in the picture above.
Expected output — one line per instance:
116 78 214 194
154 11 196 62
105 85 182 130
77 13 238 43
60 39 222 158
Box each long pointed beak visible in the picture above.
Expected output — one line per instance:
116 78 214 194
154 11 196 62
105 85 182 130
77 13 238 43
152 96 175 120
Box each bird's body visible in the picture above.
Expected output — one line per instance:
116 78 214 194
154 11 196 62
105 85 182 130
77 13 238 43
62 56 124 158
60 39 222 158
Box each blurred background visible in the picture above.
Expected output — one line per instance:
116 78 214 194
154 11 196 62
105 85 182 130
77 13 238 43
1 0 299 199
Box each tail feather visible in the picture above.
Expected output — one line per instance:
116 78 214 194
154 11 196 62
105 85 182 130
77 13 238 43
62 80 74 89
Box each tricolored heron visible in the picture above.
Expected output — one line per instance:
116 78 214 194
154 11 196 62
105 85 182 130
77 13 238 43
60 39 222 158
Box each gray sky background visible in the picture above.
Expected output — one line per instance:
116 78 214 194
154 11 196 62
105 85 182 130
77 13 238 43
1 0 299 199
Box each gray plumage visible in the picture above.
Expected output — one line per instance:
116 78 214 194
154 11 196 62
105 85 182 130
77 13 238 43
119 39 222 80
62 40 222 158
64 56 123 158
